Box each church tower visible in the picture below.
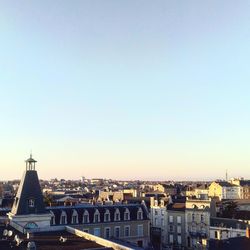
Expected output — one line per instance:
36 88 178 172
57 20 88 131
8 155 51 232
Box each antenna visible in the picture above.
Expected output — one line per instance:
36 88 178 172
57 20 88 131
226 169 228 181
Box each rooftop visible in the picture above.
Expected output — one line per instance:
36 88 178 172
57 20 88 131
0 226 111 250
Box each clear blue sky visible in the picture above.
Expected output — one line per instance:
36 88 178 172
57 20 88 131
0 1 249 180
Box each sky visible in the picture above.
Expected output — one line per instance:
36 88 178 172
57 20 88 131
0 1 249 181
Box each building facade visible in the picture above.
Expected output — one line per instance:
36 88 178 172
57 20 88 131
185 198 212 249
208 181 241 200
49 203 150 248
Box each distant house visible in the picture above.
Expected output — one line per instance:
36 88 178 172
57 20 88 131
208 181 241 200
230 179 250 200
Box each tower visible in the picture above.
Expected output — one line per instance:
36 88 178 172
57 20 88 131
8 155 51 232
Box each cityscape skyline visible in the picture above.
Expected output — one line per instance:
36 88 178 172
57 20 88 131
1 1 250 181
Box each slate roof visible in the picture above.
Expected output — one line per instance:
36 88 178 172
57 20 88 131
215 181 235 187
210 217 248 230
239 180 250 186
48 203 149 225
11 170 46 215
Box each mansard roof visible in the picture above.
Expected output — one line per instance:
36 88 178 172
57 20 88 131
11 170 46 215
48 204 149 225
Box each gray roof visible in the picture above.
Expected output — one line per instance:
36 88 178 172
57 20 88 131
216 181 235 187
11 170 46 215
210 217 248 230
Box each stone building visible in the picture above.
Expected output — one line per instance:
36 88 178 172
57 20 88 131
6 155 150 249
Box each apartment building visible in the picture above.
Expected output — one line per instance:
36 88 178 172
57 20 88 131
164 202 186 249
185 198 214 249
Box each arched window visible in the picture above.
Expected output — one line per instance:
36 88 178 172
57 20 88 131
83 210 89 224
25 222 38 229
71 209 79 224
124 208 130 221
137 207 143 220
93 209 100 223
104 209 110 222
114 208 120 221
50 211 56 225
60 210 67 225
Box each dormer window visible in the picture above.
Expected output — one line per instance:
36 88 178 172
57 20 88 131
114 208 120 221
28 199 35 208
137 208 143 220
83 210 89 224
94 209 100 223
71 210 79 224
104 209 110 222
60 211 67 225
124 208 130 221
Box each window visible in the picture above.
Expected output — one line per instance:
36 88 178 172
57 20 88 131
51 216 55 225
94 209 100 223
104 213 110 222
201 214 204 222
94 214 100 223
60 211 67 225
114 227 120 238
94 228 100 236
177 226 181 234
71 210 78 224
161 218 164 227
28 199 35 208
83 229 89 233
83 210 89 223
105 227 111 239
137 211 143 220
124 226 130 237
72 215 77 224
169 225 174 232
169 215 173 223
161 210 164 216
137 225 143 237
61 216 66 224
104 209 110 222
114 208 120 221
177 216 181 224
124 208 130 220
192 213 195 222
155 210 158 215
169 234 173 244
137 208 143 220
177 235 182 245
155 218 158 226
